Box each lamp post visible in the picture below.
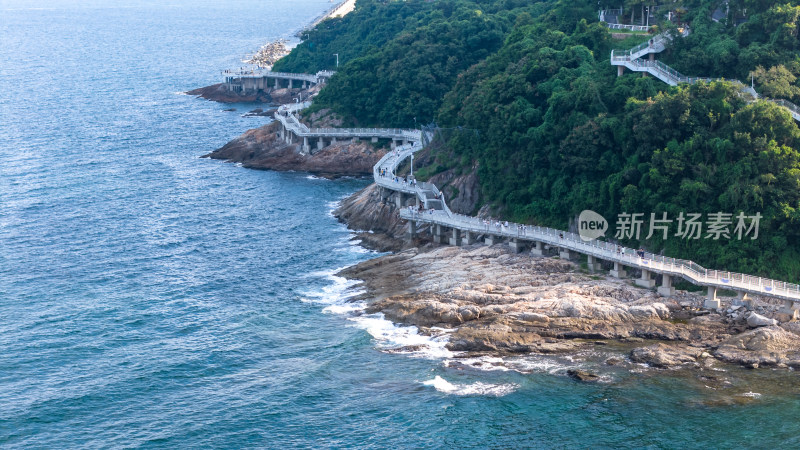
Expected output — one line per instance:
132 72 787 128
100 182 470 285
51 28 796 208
333 53 339 68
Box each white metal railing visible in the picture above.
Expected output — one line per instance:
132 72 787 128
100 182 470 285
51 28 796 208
611 29 800 122
274 107 421 141
397 207 800 302
223 69 337 85
605 23 649 32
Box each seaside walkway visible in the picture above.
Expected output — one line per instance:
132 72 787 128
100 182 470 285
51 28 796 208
611 31 800 121
272 100 421 154
239 67 800 313
376 143 800 311
222 69 335 94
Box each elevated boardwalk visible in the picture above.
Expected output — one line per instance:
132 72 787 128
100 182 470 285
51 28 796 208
611 31 800 121
273 101 421 154
222 69 335 94
376 143 800 311
254 67 800 314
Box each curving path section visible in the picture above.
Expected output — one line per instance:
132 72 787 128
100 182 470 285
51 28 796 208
611 31 800 121
384 158 800 306
231 68 800 309
273 101 421 153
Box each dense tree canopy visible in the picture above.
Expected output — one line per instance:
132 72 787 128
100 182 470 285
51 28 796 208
277 0 800 280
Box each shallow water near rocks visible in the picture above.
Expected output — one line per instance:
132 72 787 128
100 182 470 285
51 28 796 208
2 0 800 447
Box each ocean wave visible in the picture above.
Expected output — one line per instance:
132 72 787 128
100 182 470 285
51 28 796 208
348 313 456 359
739 391 762 399
299 272 363 305
422 376 518 397
323 302 366 315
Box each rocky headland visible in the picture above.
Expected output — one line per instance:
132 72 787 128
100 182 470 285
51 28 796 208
203 121 384 178
187 83 320 104
336 232 800 376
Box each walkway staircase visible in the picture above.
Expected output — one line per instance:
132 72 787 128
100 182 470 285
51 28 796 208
611 30 800 121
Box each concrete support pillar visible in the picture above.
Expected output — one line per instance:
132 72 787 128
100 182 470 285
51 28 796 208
610 261 627 278
463 231 475 245
317 138 324 150
391 140 398 150
531 241 544 256
735 291 754 310
371 137 378 143
587 255 601 272
351 137 359 144
485 235 498 246
303 81 308 89
636 269 656 289
658 274 675 297
617 66 624 77
779 299 798 319
704 286 720 310
331 137 338 145
302 137 310 153
449 228 462 246
395 193 405 209
508 238 523 253
379 187 389 203
406 220 417 239
433 224 446 244
649 53 655 62
558 248 571 260
274 78 279 88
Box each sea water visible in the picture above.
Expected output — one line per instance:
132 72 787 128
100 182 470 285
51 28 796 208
2 1 800 447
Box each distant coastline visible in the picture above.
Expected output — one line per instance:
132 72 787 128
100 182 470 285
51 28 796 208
297 0 357 37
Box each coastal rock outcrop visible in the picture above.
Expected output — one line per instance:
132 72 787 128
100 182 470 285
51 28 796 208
713 326 800 368
187 84 318 104
629 344 702 368
746 312 779 328
333 184 419 252
203 122 384 178
339 245 800 371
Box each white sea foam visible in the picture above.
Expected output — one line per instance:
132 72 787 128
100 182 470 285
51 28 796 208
444 356 511 372
300 272 363 305
323 302 366 314
325 200 341 212
422 376 518 397
347 313 456 359
302 265 457 359
739 391 762 399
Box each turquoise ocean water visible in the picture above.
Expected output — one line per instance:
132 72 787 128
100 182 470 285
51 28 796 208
2 1 800 447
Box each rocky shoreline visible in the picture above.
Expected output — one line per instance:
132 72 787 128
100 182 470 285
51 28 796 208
203 121 384 178
337 244 800 377
187 84 319 104
190 57 800 379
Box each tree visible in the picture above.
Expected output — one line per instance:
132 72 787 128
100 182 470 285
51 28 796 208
750 65 800 100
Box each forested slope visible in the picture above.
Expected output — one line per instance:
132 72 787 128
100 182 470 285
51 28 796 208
277 0 800 280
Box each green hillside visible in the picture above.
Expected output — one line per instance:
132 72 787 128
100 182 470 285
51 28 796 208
276 0 800 281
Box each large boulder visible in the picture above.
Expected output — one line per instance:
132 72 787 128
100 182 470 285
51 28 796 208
746 312 779 328
714 326 800 367
630 343 700 368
